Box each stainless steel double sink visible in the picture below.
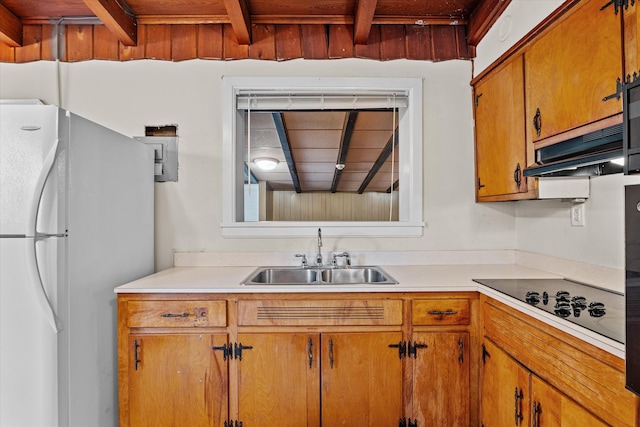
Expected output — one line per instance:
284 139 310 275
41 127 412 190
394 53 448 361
241 266 398 286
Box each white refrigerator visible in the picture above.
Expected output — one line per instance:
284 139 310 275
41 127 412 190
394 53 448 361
0 101 155 427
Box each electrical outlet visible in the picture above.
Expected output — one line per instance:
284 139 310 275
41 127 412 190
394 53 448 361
570 203 586 227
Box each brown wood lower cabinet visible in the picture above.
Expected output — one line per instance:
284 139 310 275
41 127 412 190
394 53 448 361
236 332 403 426
481 339 608 427
118 292 478 427
127 334 229 427
481 295 638 427
412 332 470 426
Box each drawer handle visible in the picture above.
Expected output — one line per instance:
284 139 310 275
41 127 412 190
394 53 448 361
161 312 189 318
427 310 458 316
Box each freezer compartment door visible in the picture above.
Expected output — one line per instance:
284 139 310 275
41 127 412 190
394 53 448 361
0 237 59 426
0 105 64 236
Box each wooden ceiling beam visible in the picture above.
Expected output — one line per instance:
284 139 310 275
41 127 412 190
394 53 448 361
82 0 137 46
0 4 22 47
358 129 398 194
223 0 251 45
331 112 358 193
354 0 378 45
467 0 512 48
272 113 302 193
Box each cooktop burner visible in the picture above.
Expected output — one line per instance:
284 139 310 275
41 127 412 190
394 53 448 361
473 278 624 344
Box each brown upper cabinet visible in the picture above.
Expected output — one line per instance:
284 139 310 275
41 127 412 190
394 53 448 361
473 0 627 202
474 54 533 201
525 0 623 144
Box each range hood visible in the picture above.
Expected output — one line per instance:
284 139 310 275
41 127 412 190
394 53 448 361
523 124 623 177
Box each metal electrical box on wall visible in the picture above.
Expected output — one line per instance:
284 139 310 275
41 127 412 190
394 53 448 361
134 136 178 182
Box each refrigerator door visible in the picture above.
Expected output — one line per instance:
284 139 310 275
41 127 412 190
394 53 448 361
0 237 59 426
0 105 61 236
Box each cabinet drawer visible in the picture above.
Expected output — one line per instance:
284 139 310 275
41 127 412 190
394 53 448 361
412 299 470 325
238 299 402 326
127 300 227 328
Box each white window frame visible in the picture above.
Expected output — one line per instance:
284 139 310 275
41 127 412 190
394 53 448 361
221 76 424 238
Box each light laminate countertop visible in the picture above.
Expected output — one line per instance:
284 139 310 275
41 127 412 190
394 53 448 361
115 263 624 358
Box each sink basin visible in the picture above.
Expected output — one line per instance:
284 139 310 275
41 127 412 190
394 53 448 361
241 266 397 286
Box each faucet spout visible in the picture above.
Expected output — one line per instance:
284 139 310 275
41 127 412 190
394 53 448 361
316 228 323 266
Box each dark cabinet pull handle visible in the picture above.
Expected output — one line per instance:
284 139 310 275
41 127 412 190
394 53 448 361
533 108 542 137
532 400 542 427
329 338 334 368
458 338 464 364
161 312 189 318
514 163 522 190
514 387 524 426
134 339 141 370
427 310 458 316
307 337 313 369
482 343 491 364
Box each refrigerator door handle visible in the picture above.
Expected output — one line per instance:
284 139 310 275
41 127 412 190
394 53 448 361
26 138 63 333
25 240 62 333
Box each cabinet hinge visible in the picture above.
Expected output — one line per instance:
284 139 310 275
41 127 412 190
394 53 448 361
603 77 624 101
388 341 407 359
213 342 253 361
600 0 633 14
389 341 428 358
212 343 232 361
224 420 243 427
407 341 428 358
399 418 417 427
233 342 253 360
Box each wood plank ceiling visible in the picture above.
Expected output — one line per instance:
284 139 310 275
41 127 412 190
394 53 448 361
0 0 512 194
0 0 511 62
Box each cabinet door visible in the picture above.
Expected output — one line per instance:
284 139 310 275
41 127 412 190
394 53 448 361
531 375 608 427
624 0 640 77
128 334 228 427
320 332 403 426
526 0 623 141
481 340 531 427
237 333 320 426
412 332 470 426
474 55 528 199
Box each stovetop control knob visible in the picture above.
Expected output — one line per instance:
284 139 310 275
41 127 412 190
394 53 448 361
588 302 606 318
555 290 570 303
554 307 572 318
542 291 549 305
526 291 541 305
571 296 587 310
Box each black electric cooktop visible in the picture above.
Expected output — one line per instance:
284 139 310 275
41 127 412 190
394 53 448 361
473 278 624 344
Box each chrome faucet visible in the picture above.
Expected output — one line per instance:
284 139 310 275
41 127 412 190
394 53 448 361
332 252 351 268
316 228 323 266
295 253 308 268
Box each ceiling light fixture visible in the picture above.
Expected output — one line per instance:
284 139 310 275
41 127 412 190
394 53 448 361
336 163 345 170
253 157 279 170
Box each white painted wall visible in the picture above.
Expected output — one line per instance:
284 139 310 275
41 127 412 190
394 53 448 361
0 58 516 270
474 0 564 76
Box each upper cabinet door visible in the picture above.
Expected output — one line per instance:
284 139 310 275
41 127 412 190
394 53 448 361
525 0 623 142
475 55 528 200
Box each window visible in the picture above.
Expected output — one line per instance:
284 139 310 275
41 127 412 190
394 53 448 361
221 77 424 238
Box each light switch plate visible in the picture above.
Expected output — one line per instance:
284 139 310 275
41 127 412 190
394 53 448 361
570 203 586 227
